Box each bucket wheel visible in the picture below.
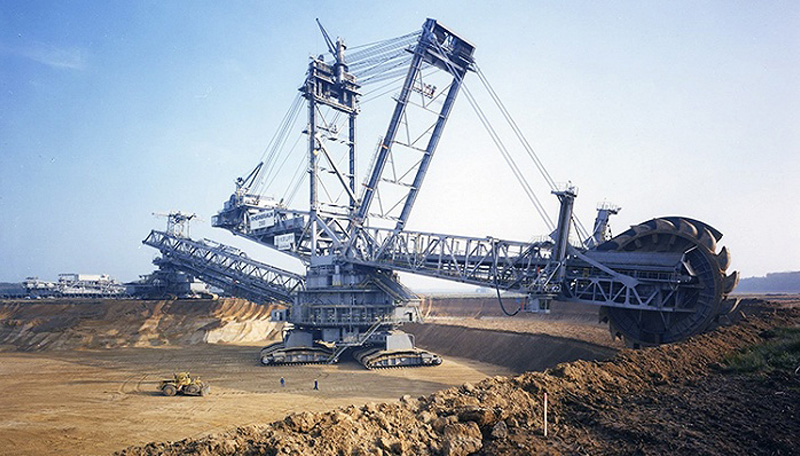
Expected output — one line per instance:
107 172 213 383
596 217 738 347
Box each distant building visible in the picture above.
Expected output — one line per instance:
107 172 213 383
20 273 129 298
58 273 111 283
4 269 218 301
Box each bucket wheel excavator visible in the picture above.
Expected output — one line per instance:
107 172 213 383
144 18 738 368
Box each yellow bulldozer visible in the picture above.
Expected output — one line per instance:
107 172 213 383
159 372 209 396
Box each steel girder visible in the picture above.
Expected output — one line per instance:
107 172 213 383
142 230 304 304
342 226 698 313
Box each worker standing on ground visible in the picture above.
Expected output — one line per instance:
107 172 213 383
313 379 319 390
280 377 285 387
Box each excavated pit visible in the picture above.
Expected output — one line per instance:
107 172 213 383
115 298 800 456
1 296 795 455
0 297 619 372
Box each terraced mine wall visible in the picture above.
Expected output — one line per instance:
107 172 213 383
0 298 282 351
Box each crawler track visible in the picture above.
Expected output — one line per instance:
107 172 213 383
259 342 334 365
354 347 442 369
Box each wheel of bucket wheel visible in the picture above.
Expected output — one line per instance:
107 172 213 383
161 384 177 396
184 384 200 395
596 217 738 347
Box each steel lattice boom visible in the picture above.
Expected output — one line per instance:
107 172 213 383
142 230 304 305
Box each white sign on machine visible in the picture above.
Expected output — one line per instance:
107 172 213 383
249 210 276 231
275 233 295 251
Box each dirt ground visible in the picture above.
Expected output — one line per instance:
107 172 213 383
0 298 549 456
4 296 792 455
115 298 800 456
410 322 619 374
0 345 510 456
425 315 623 349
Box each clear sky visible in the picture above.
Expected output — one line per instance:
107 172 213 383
1 1 798 289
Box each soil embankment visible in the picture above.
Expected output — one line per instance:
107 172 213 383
117 300 800 456
421 296 599 321
409 323 617 373
0 298 621 375
0 298 282 351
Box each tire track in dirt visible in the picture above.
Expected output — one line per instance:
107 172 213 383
116 373 152 399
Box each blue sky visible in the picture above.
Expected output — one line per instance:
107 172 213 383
1 1 798 288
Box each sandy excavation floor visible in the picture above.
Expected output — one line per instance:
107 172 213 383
0 344 511 456
3 297 791 455
116 298 800 456
0 298 624 455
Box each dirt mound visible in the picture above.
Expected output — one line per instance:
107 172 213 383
422 317 621 349
408 323 618 373
0 298 282 351
116 302 800 456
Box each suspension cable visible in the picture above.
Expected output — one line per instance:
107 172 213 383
423 37 554 231
463 84 555 230
284 156 308 206
475 65 557 191
263 133 304 193
571 215 591 245
237 31 419 203
272 32 418 204
360 73 408 104
476 64 591 246
252 94 304 196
